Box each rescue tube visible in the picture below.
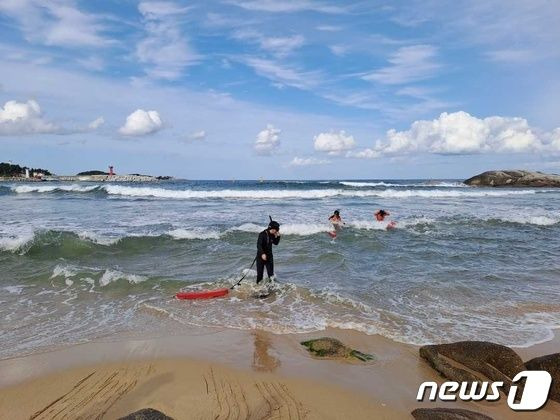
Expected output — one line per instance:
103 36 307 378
328 231 337 238
176 288 229 300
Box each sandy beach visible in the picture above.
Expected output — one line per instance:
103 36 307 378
1 327 558 419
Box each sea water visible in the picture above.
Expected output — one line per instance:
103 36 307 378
1 180 559 359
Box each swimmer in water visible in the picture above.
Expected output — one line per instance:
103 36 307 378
328 209 344 238
374 209 396 229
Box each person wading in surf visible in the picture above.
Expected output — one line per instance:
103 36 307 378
375 209 397 229
328 209 344 238
374 209 389 221
256 218 281 284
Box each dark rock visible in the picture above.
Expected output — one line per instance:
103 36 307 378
419 341 523 394
524 353 560 402
301 337 374 362
411 407 493 420
464 170 560 187
119 408 174 420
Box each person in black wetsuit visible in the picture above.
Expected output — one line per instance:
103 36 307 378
256 219 281 284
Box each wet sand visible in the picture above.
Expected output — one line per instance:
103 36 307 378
0 327 559 419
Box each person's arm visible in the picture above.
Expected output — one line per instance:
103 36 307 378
257 231 267 259
272 232 281 245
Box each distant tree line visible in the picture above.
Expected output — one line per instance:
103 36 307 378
76 170 109 175
0 162 52 177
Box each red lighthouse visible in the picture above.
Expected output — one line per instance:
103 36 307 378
109 165 114 176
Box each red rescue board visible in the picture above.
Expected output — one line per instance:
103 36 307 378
176 288 229 300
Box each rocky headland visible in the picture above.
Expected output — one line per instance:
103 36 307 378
464 170 560 187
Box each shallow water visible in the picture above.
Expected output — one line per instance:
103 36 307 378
1 179 559 359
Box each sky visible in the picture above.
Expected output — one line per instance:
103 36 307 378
0 0 559 179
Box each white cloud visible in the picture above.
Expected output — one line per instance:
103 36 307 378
314 130 355 155
77 56 105 71
260 34 304 57
242 57 321 90
485 49 537 63
289 156 330 166
136 1 198 80
227 0 346 14
188 130 206 140
233 29 304 57
88 116 105 130
329 45 348 56
255 124 280 155
0 0 110 48
351 111 560 158
0 99 59 135
316 25 342 32
119 109 163 136
362 45 440 85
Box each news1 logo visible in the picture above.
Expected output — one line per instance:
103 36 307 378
417 371 552 411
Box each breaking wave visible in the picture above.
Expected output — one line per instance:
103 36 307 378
9 184 543 200
2 213 557 255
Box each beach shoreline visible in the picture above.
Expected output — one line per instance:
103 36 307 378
1 326 558 419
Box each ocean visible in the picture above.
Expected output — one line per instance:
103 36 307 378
1 179 559 359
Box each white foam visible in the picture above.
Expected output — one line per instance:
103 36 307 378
77 231 121 245
51 264 79 279
340 181 467 188
3 285 25 295
98 269 147 287
12 184 99 193
230 222 332 236
340 181 399 187
497 215 559 226
167 228 221 240
348 220 392 230
0 231 35 251
103 185 538 200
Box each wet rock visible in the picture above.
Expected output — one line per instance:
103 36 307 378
301 337 374 362
119 408 174 420
524 353 560 402
464 170 560 187
411 407 493 420
419 341 523 394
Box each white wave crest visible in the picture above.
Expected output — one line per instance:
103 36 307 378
51 264 79 279
12 184 99 193
167 228 221 240
104 185 538 200
99 269 147 287
340 181 467 188
77 231 121 245
0 231 35 251
495 215 560 226
230 222 332 236
340 181 398 187
348 220 394 230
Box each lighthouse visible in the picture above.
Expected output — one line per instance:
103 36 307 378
109 165 114 176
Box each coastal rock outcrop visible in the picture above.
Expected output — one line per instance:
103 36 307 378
119 408 174 420
464 170 560 187
301 337 374 362
411 408 493 420
419 341 523 394
524 353 560 402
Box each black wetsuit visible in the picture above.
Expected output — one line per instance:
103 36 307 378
256 229 280 283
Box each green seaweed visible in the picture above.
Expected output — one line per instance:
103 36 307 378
300 338 375 362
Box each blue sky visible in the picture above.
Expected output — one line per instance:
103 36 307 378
0 0 559 179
